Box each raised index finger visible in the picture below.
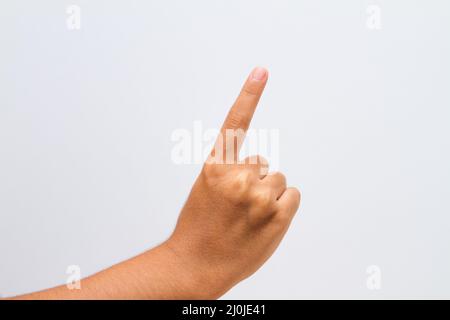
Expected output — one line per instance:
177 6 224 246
208 67 268 164
220 67 268 134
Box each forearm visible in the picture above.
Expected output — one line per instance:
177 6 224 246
11 242 218 300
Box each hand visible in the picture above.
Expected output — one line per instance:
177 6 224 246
166 67 301 298
9 67 300 300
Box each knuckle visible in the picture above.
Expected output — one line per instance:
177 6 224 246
290 188 302 205
259 155 269 166
226 110 250 130
242 85 258 97
242 155 270 171
251 188 274 210
202 164 219 178
255 155 269 166
275 189 301 220
229 169 254 199
272 171 286 185
242 156 255 165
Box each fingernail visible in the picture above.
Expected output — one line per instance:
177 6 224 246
251 67 267 81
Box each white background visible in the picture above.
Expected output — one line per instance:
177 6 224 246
1 0 449 299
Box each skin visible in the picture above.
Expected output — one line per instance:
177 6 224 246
8 67 301 300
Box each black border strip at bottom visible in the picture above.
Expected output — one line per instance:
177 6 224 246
0 300 448 318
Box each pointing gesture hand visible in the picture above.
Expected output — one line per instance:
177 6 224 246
167 67 301 298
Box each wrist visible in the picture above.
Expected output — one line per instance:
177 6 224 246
159 239 227 299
